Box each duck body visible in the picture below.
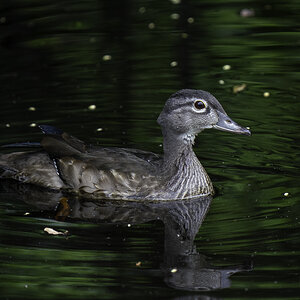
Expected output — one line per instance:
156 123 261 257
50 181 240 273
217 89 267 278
0 89 250 201
0 137 212 200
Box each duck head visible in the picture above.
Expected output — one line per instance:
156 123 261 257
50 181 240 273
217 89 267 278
157 89 251 139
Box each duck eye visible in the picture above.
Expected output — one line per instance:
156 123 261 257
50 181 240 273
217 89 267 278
194 100 206 111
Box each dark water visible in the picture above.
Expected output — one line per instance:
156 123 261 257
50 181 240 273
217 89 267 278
0 0 299 299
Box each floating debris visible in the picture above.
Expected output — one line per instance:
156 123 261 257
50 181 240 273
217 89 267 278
127 223 131 227
233 83 247 94
96 127 103 132
283 192 289 197
219 79 225 85
29 123 37 127
240 8 255 17
170 61 178 67
222 64 231 71
88 104 96 110
44 227 68 236
136 261 142 267
24 212 30 215
187 17 194 23
170 13 180 20
102 55 112 61
28 106 36 111
171 268 178 273
246 126 250 130
148 22 155 29
5 123 10 128
263 92 270 97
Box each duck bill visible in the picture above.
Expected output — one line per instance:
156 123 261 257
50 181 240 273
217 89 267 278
213 111 251 136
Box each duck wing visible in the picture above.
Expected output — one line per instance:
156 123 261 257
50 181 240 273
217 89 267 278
39 125 162 198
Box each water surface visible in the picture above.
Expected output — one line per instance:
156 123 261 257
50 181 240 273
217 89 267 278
0 0 299 299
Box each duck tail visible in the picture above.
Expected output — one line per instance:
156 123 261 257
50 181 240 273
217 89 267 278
1 142 41 148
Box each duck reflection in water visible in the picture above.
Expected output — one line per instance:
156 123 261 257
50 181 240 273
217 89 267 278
1 181 252 292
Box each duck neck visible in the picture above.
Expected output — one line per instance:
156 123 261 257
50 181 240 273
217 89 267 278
161 129 197 168
160 128 213 198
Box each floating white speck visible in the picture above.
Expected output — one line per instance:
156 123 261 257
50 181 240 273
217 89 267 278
24 212 30 215
283 192 289 196
139 7 146 14
187 17 194 23
171 268 178 273
127 224 131 227
170 61 178 67
170 13 180 20
28 106 36 111
102 55 112 61
263 92 270 97
5 123 10 128
222 64 231 71
29 123 37 127
148 23 155 29
170 0 181 4
240 8 255 18
246 126 250 130
219 79 225 85
88 104 96 110
96 128 103 132
181 33 188 38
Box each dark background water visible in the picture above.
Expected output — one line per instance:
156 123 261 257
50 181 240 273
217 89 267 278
0 0 299 299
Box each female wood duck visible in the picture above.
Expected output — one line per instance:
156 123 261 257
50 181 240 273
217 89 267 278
0 89 250 200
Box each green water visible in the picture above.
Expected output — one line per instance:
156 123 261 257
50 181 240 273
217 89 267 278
0 0 299 299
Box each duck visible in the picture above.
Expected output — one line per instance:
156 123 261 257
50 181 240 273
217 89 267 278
0 89 250 201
